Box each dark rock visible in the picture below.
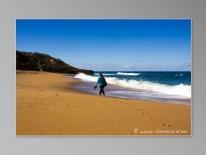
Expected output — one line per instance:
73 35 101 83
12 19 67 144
16 50 93 75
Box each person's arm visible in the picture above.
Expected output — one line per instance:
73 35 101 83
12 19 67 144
94 78 99 89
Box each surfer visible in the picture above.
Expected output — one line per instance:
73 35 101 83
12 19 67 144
94 72 107 96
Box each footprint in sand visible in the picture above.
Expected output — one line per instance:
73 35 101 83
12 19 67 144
161 123 172 127
136 108 151 118
135 108 156 122
27 104 32 108
136 108 140 112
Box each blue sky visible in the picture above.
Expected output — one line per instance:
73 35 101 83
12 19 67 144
16 19 191 71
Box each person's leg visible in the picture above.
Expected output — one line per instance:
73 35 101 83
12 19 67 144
100 86 105 96
102 87 105 96
99 86 105 96
99 87 103 95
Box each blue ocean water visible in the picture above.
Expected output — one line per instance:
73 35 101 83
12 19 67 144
73 71 191 104
95 71 191 86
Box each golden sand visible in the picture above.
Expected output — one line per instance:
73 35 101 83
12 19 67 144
16 71 191 135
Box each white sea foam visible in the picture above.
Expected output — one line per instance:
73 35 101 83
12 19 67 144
116 72 140 76
76 73 98 82
94 73 115 76
74 73 191 98
94 72 140 76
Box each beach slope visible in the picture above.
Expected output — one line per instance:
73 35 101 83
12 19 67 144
16 71 191 135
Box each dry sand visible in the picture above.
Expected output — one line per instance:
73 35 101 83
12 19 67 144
16 71 191 135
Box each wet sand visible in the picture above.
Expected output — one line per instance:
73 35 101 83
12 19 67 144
16 71 191 135
72 80 191 105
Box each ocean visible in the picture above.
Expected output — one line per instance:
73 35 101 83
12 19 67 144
72 71 191 104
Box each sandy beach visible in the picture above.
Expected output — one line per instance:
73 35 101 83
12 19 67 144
16 71 191 135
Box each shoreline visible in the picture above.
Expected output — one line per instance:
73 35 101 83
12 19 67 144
16 71 191 135
71 76 191 105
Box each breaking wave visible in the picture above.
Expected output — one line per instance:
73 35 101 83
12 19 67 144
94 72 140 76
116 72 140 76
74 73 191 98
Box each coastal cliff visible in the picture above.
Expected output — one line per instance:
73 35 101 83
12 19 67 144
16 50 93 75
